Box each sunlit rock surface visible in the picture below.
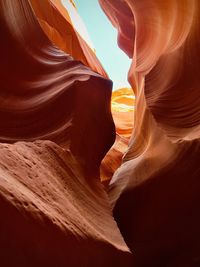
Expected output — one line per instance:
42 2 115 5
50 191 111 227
100 0 200 266
112 88 134 138
101 88 134 184
30 0 107 77
0 0 133 266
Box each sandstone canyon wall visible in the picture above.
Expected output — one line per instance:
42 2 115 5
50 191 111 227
1 0 200 266
29 0 108 77
0 0 133 266
0 0 115 171
99 0 200 266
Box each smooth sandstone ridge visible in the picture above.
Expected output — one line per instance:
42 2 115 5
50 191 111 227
99 0 200 266
0 0 132 266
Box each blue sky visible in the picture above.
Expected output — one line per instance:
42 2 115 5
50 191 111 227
74 0 131 90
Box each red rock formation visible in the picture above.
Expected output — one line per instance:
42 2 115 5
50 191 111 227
100 0 200 266
0 0 115 172
3 0 200 265
29 0 108 77
0 0 133 266
0 141 132 266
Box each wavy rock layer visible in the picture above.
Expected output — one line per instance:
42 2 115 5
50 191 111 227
112 88 134 138
0 0 115 172
100 0 200 266
0 0 134 266
30 0 108 77
0 141 132 267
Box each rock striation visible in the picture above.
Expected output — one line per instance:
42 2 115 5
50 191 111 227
0 0 115 172
1 0 200 266
29 0 108 77
0 0 133 266
99 0 200 266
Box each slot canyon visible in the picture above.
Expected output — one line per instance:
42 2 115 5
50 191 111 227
0 0 200 266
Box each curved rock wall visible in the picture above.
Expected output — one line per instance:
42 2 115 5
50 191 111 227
0 141 132 266
2 0 200 265
0 1 134 266
29 0 108 77
99 0 200 266
0 0 115 171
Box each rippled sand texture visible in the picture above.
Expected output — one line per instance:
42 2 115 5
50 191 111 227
0 1 133 266
100 0 200 266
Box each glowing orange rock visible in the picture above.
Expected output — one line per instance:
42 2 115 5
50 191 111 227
101 88 134 184
111 88 134 138
30 0 108 77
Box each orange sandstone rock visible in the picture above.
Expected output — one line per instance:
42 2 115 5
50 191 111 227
100 0 200 266
101 88 134 184
30 0 108 77
112 88 134 138
0 1 134 265
100 134 129 185
0 0 115 172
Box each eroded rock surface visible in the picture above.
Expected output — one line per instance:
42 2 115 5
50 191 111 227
0 141 132 267
0 0 134 266
0 0 115 171
100 0 200 266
